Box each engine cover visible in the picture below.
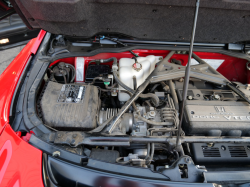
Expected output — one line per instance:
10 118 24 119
40 81 99 130
184 100 250 136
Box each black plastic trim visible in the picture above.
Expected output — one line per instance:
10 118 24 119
48 156 213 187
87 159 168 180
29 135 88 165
47 44 250 63
42 153 58 187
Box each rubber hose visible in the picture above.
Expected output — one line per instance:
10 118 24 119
137 115 174 126
133 76 137 90
89 57 118 66
105 83 118 89
90 77 102 85
168 80 179 111
63 74 67 84
113 71 135 93
114 72 159 107
116 157 130 164
139 93 160 107
147 143 155 165
103 36 138 57
149 84 160 93
66 63 76 83
145 143 151 160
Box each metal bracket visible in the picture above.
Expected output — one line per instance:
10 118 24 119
149 58 229 85
160 156 207 182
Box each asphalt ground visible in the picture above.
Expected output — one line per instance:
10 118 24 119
0 45 25 75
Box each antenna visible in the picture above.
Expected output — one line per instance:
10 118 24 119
176 0 200 149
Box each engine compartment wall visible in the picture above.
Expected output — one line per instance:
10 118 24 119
10 0 250 43
50 50 249 84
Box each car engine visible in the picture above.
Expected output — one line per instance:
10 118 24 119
37 52 250 173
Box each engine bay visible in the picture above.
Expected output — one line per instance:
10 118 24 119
32 48 250 182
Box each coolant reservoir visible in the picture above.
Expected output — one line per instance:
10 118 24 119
118 55 162 101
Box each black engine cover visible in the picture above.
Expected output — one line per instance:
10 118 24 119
191 143 250 164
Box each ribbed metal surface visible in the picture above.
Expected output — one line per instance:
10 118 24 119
106 108 119 120
202 146 221 157
229 146 247 157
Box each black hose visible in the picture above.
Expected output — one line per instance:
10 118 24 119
133 76 137 90
63 74 67 84
90 77 102 85
149 84 160 93
174 150 179 159
113 71 135 93
89 57 118 66
105 83 118 89
65 63 76 83
103 36 139 57
139 93 160 107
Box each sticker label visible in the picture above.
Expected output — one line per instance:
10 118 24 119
191 59 224 70
76 57 84 82
57 84 85 103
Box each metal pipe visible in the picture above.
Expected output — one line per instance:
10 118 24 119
118 39 226 47
176 0 200 149
89 136 250 144
106 51 176 134
168 80 179 111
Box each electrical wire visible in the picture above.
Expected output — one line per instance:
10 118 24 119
100 36 139 57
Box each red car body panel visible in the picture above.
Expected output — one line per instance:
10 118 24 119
0 30 46 187
0 125 43 187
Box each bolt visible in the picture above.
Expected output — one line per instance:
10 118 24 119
207 143 214 147
165 165 169 168
57 133 62 138
179 164 184 168
221 145 226 151
70 139 76 146
214 94 220 100
185 157 190 163
52 151 60 157
187 95 193 100
179 78 184 82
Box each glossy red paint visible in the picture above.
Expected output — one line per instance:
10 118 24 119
0 38 35 132
0 125 43 187
51 50 249 84
0 30 46 187
30 30 46 54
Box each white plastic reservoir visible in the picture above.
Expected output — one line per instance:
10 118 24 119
118 55 162 101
